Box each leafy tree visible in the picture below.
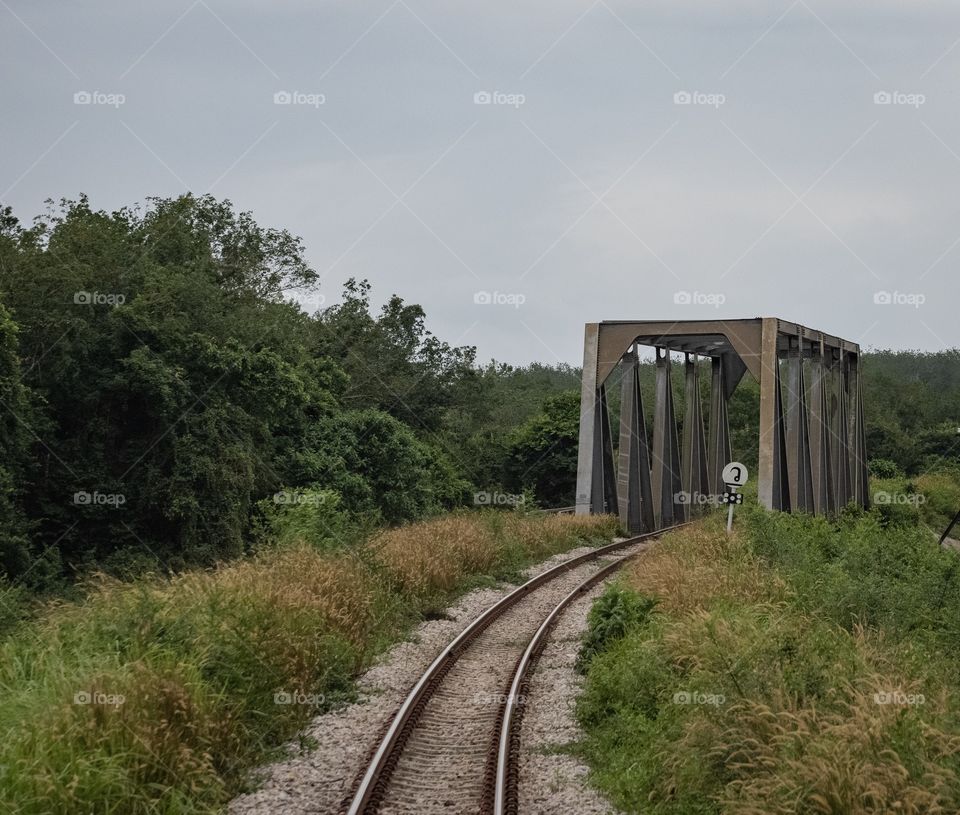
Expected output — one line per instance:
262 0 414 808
0 302 35 580
442 361 582 492
867 458 903 479
863 351 960 474
0 196 491 584
314 279 476 434
283 408 469 524
0 195 340 576
505 390 581 506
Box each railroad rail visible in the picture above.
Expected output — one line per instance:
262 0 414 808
491 544 641 814
342 524 687 815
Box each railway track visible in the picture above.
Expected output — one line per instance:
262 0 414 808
341 524 686 815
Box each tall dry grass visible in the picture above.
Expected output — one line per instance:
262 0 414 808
623 521 788 614
205 545 387 652
1 510 620 814
711 679 960 814
371 511 619 598
504 513 619 560
1 543 397 813
577 515 960 814
371 515 502 597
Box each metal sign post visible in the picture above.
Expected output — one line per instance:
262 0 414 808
721 462 748 534
726 487 738 532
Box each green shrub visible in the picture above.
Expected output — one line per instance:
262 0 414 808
869 458 904 479
916 471 960 531
0 577 31 636
255 487 363 552
576 584 656 672
291 410 470 525
742 504 960 642
874 495 922 528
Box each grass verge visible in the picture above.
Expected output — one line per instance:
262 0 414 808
576 498 960 814
0 510 618 814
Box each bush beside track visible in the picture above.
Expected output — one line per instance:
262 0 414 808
576 473 960 814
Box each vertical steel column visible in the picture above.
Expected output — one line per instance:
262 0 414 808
786 335 814 513
848 354 870 508
682 353 710 511
590 385 619 514
575 324 600 515
832 352 852 510
707 356 732 496
616 348 655 533
652 348 684 527
808 337 835 516
616 350 632 523
758 318 790 510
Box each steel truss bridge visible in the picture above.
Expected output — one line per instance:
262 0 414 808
575 318 869 532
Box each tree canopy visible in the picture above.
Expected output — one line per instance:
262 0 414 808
0 194 958 590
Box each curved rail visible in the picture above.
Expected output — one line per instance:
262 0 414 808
492 550 637 814
344 523 686 815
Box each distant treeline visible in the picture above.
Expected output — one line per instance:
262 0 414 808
862 350 960 474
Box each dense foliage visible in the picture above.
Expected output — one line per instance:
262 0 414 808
0 196 576 590
0 194 959 593
863 350 960 474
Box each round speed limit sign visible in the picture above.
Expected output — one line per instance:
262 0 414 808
722 462 749 487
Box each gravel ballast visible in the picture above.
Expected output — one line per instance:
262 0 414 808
229 541 632 815
517 579 622 815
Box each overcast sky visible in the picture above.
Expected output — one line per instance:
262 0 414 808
2 0 959 365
